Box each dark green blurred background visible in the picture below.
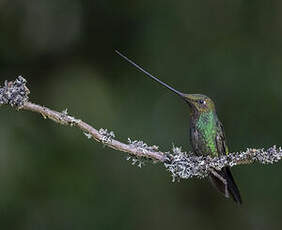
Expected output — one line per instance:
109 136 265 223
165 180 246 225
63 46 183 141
0 0 282 229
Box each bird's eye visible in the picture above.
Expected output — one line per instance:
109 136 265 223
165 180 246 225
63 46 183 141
198 99 205 105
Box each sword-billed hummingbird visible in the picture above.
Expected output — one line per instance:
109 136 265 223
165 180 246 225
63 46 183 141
116 50 242 204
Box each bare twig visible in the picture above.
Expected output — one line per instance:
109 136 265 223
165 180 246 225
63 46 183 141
1 77 282 181
22 101 167 162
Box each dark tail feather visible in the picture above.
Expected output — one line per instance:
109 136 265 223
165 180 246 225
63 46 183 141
209 166 242 205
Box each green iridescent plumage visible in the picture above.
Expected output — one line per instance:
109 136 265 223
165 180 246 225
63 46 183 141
193 111 219 157
116 51 242 204
184 94 241 204
187 94 227 158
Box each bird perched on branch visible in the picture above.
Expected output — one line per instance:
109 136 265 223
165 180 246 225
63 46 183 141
116 50 242 204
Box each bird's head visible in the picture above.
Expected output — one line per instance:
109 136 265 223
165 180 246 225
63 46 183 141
182 94 216 114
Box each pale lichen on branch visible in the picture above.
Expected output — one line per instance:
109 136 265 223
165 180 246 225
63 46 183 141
99 128 115 144
1 76 282 180
164 145 282 181
0 76 30 108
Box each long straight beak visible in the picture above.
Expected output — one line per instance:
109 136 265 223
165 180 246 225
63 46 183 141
115 50 186 100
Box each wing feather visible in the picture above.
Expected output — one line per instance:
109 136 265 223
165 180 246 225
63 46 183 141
215 120 229 155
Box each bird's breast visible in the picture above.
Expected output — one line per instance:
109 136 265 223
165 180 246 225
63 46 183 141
192 111 218 156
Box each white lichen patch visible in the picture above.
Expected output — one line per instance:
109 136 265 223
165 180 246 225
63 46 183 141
99 128 115 144
84 132 92 139
126 155 145 168
0 76 30 108
125 138 161 168
64 114 81 126
164 145 282 181
62 108 68 115
127 138 159 154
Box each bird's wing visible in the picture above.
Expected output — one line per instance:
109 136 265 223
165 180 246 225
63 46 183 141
212 121 242 204
215 120 229 156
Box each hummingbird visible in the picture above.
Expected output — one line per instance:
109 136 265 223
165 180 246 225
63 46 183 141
116 50 242 204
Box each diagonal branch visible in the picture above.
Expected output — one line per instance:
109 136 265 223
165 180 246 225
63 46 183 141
1 76 282 181
22 101 167 162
